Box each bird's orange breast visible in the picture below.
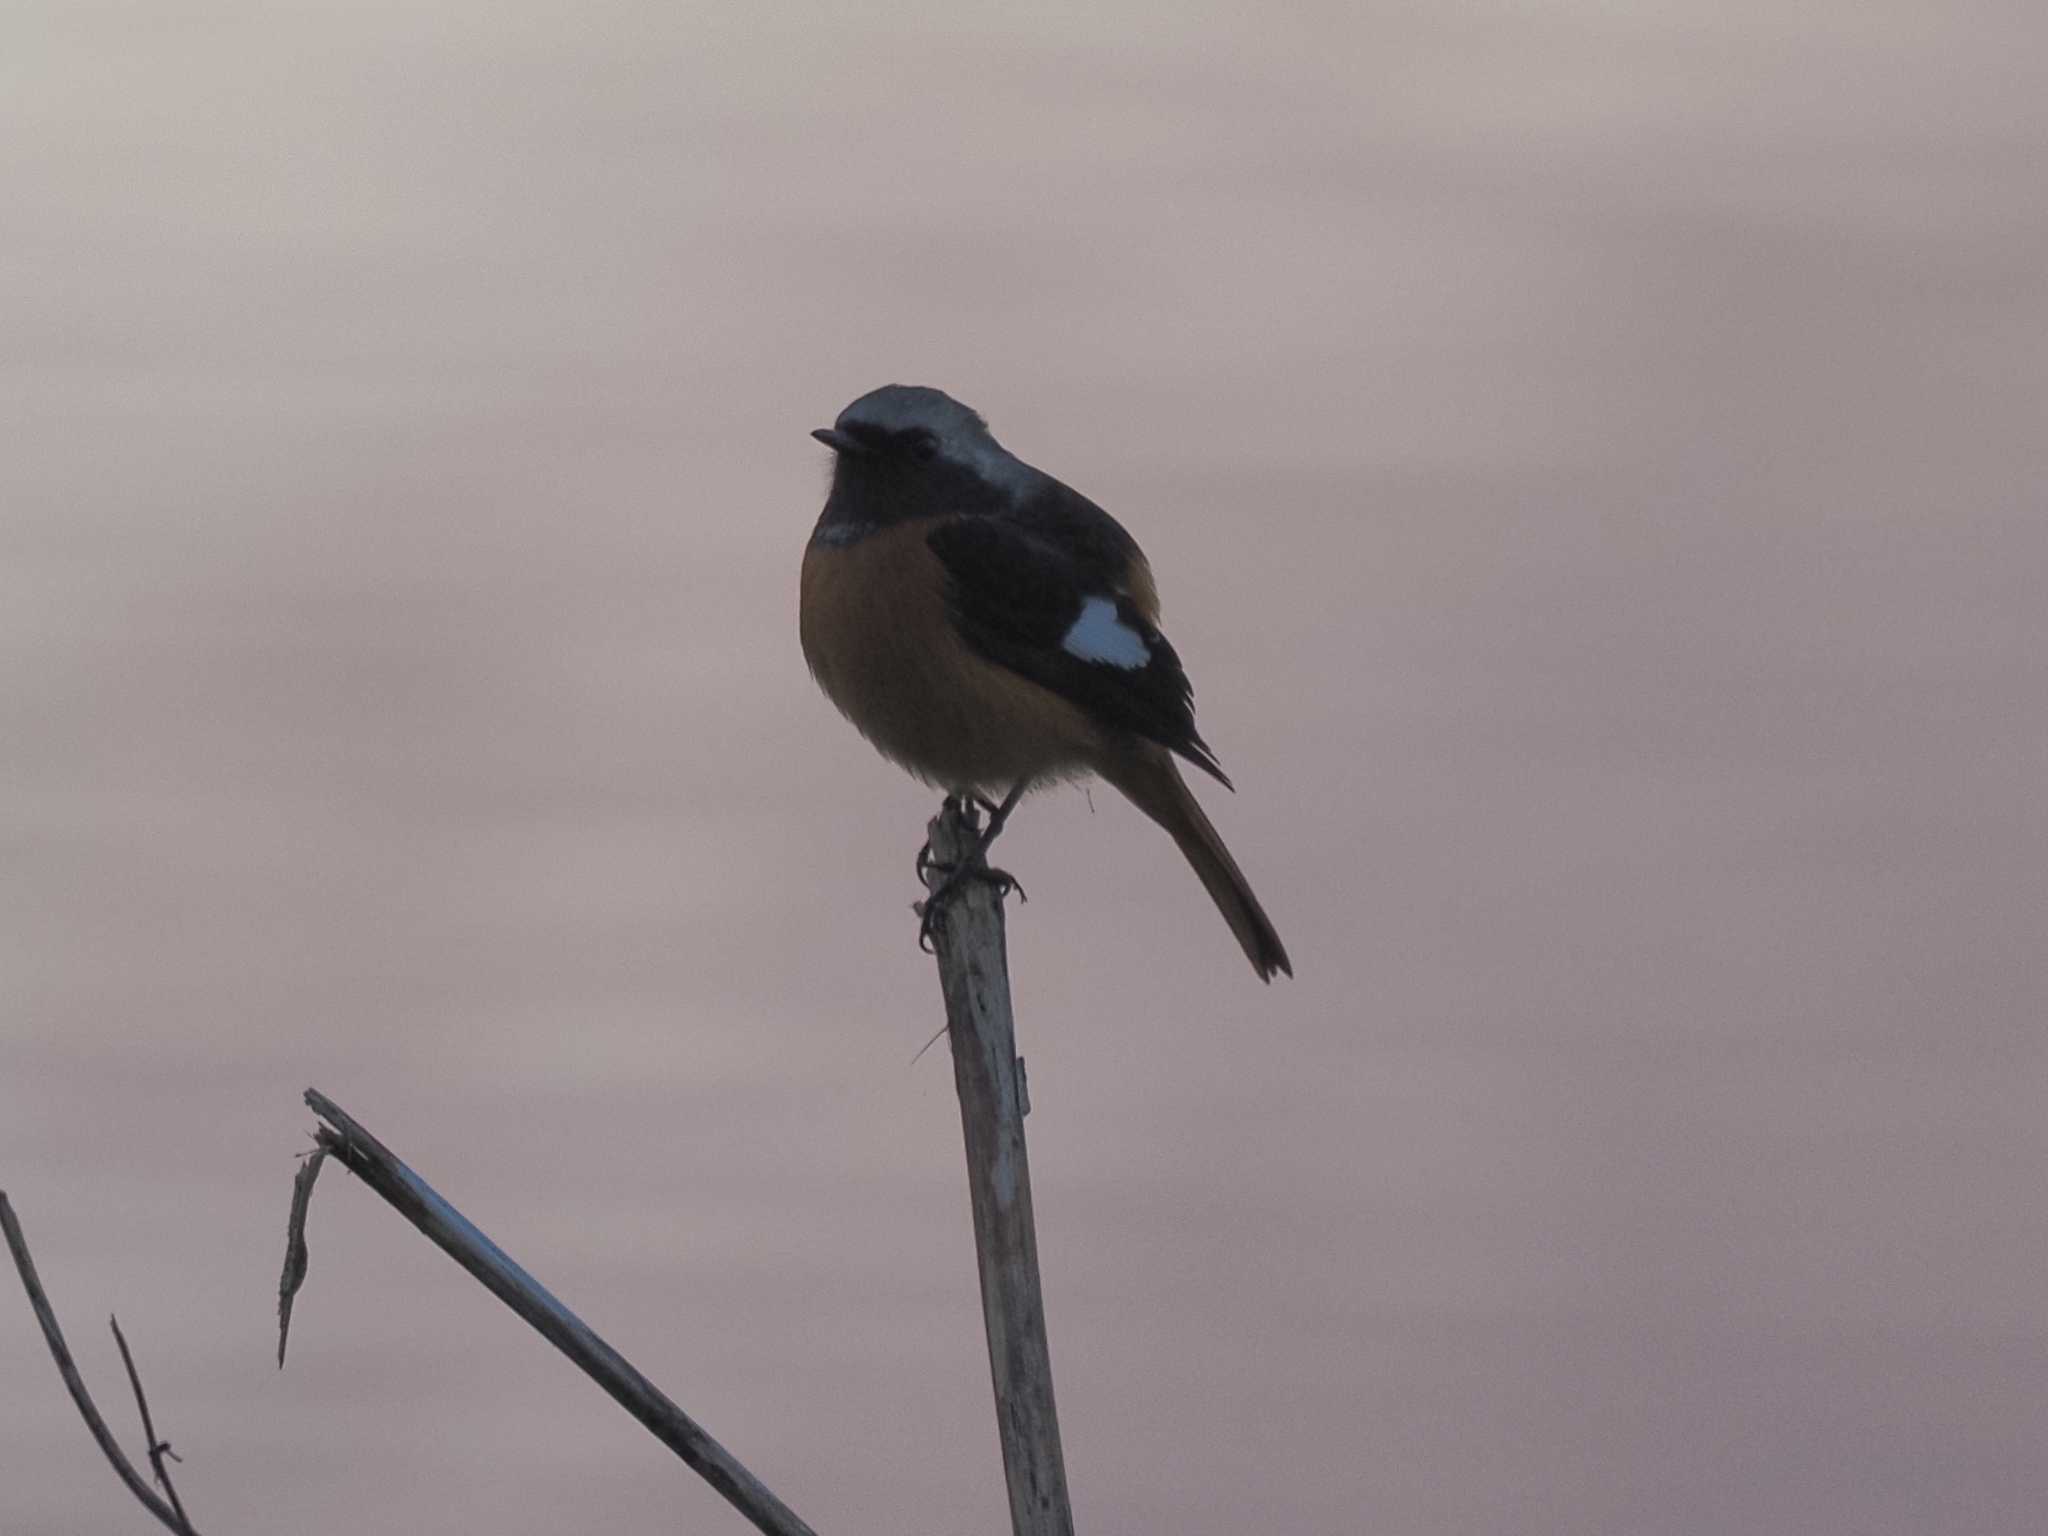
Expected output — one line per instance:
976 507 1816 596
799 521 1101 793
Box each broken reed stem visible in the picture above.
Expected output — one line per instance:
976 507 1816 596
921 799 1076 1536
297 1090 819 1536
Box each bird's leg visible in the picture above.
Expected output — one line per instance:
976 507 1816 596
914 795 963 884
970 780 1028 859
918 782 1030 952
915 793 980 881
918 784 1027 881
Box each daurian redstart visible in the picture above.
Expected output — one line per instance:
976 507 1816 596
801 385 1289 981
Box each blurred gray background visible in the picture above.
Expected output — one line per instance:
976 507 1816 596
4 3 2044 1532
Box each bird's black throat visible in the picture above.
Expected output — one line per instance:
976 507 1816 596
814 450 1012 546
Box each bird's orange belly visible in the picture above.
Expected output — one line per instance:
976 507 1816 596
800 524 1100 793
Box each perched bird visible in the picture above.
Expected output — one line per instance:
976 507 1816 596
800 384 1291 981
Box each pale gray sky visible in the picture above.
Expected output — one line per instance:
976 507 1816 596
4 4 2045 1532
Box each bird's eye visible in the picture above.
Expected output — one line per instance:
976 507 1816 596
907 431 939 463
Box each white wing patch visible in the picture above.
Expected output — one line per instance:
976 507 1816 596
1062 596 1150 669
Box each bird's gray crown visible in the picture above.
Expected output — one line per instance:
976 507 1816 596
835 384 1044 499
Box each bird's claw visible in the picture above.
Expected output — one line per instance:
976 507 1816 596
917 859 1026 952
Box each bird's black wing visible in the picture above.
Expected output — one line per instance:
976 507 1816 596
1002 481 1147 592
926 515 1231 787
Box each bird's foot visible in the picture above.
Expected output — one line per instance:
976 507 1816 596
914 786 1031 952
917 859 1026 953
913 791 1009 882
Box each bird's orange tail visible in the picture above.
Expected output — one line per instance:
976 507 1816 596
1096 744 1292 982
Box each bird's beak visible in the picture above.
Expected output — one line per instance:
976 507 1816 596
811 427 868 456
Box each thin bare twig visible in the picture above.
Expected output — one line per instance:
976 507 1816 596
289 1089 819 1536
0 1192 202 1535
110 1313 192 1528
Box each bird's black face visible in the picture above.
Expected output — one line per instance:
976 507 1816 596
813 419 1007 533
812 419 937 465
